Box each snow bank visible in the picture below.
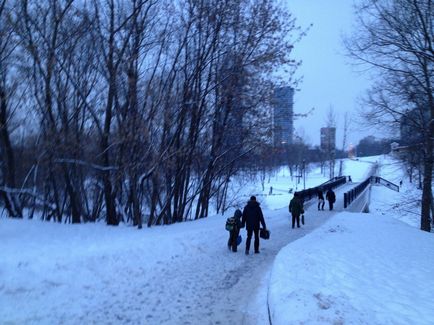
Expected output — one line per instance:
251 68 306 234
269 212 434 325
0 217 223 324
243 163 329 211
370 155 422 228
342 156 379 182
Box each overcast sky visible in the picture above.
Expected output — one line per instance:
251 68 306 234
286 0 375 148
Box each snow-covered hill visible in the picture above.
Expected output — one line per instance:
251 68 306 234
1 155 432 324
269 212 434 325
269 154 434 324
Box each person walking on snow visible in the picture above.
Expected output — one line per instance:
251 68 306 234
326 188 336 211
227 209 243 252
317 188 325 210
242 196 266 255
289 192 304 228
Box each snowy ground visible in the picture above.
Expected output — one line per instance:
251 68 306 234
0 161 335 324
223 162 330 212
269 212 434 325
0 206 335 325
1 155 432 324
370 155 422 228
269 154 434 324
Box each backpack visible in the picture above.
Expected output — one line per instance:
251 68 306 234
225 217 237 231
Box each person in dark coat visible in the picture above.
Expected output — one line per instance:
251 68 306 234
326 188 336 211
227 209 243 252
242 196 266 255
289 192 304 228
317 188 325 211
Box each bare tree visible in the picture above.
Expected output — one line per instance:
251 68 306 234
345 0 433 231
339 112 350 176
12 0 86 223
0 0 22 218
0 0 302 229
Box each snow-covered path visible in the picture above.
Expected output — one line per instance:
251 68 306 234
2 157 371 325
4 155 423 324
0 194 346 324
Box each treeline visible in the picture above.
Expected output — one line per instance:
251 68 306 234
355 136 392 157
0 0 300 226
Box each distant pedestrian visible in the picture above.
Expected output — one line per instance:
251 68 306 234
242 196 267 255
399 180 403 187
227 209 243 252
289 192 304 228
269 186 273 195
348 176 352 182
317 188 325 211
326 188 336 211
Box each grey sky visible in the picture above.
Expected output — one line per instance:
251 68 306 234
287 0 374 148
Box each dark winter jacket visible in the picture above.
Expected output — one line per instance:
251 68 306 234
289 196 304 216
326 189 336 203
317 190 324 200
242 200 266 231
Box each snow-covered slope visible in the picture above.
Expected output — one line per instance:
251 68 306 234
1 155 431 324
269 212 434 325
0 205 335 324
269 154 434 324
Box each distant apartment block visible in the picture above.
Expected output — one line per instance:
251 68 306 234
273 86 294 147
320 127 336 152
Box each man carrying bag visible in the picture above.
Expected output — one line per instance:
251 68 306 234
242 196 267 255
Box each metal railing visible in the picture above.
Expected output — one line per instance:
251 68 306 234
296 176 347 202
344 178 371 208
343 176 399 209
371 176 399 192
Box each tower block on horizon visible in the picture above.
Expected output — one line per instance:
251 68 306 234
272 86 294 147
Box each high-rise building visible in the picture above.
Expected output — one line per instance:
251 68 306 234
272 86 294 147
320 127 336 152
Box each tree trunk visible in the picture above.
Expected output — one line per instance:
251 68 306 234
62 166 81 223
420 59 434 232
131 176 142 229
420 151 432 232
0 87 22 218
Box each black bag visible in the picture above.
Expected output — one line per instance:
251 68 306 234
259 228 270 240
225 217 236 231
301 214 305 225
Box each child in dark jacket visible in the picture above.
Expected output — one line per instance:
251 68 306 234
228 209 243 252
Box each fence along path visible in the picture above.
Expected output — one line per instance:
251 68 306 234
343 176 399 209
